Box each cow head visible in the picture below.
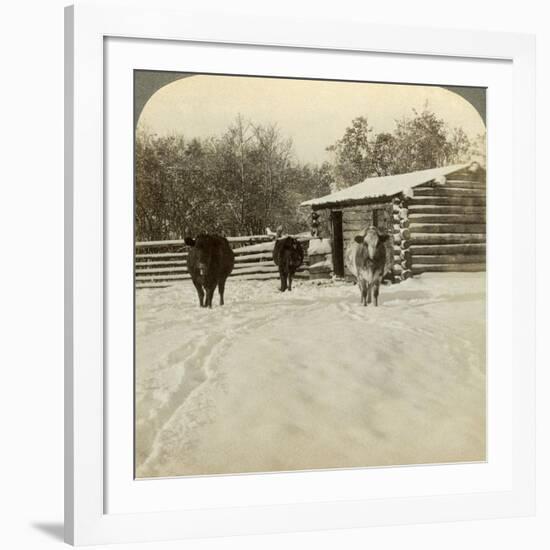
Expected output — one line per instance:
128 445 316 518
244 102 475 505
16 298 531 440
354 226 389 260
185 234 215 278
282 236 301 250
286 238 304 266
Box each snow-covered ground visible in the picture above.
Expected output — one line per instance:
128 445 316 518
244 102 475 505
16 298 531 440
135 273 486 478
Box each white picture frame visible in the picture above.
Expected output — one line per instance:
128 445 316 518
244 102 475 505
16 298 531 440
65 0 536 545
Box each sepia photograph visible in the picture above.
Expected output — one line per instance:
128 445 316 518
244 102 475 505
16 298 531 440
134 71 487 479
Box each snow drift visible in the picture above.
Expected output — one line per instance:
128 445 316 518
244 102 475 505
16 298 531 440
135 273 486 478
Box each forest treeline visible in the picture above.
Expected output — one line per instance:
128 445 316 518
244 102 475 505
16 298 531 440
136 107 485 241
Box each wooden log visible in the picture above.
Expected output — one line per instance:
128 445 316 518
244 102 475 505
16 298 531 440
135 266 187 274
400 249 412 262
136 273 189 282
236 260 278 268
409 243 486 255
135 239 187 248
227 235 275 244
412 254 486 264
135 252 188 259
393 247 404 256
135 260 186 267
445 182 486 189
233 241 274 254
393 233 411 248
231 264 305 276
234 252 274 263
413 187 486 197
439 182 486 191
407 204 486 215
408 213 485 224
412 263 485 273
411 233 486 245
409 223 486 234
445 170 484 181
393 264 412 279
400 218 410 229
421 179 486 190
393 208 408 218
393 227 411 240
408 196 486 207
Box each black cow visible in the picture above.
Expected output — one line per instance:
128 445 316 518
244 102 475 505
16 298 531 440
345 226 389 306
184 234 235 307
272 236 304 292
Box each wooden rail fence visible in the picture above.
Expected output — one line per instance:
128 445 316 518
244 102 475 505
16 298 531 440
135 235 312 289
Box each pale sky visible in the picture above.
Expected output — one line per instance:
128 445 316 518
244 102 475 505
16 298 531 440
137 74 486 165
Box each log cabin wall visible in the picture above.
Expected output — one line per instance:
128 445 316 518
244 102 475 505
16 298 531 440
405 166 486 275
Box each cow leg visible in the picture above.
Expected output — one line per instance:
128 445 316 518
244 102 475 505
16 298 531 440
279 269 287 292
205 286 215 308
359 280 367 306
218 278 226 306
288 270 293 291
367 283 373 305
193 281 205 307
373 280 380 307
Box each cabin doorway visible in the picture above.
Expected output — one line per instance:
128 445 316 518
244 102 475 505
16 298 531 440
331 210 344 277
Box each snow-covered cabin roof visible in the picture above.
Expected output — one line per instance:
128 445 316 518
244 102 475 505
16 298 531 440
301 163 470 208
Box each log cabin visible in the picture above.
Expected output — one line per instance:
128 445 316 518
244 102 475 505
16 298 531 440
300 162 486 282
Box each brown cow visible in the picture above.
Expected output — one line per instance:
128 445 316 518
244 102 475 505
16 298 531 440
345 226 389 306
184 234 235 307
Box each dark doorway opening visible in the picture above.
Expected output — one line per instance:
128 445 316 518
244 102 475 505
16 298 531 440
331 211 344 277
